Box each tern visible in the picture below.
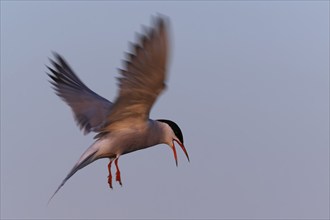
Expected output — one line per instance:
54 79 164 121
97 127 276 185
47 16 189 202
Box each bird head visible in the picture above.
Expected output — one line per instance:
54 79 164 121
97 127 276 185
157 119 190 166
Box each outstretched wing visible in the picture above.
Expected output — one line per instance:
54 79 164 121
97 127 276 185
47 53 113 134
100 16 169 134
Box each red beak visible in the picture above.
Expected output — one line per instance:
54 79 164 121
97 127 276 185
171 139 190 166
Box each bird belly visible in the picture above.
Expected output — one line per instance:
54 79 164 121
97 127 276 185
103 128 161 158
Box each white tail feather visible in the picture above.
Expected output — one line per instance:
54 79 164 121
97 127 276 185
48 141 102 204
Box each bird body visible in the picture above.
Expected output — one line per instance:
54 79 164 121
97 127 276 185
95 119 173 158
47 16 189 202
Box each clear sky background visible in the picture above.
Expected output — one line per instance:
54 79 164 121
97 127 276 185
1 1 329 219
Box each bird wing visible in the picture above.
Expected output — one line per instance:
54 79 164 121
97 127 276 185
98 16 169 135
47 53 113 134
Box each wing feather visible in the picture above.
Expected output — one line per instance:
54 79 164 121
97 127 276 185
47 53 113 134
100 16 170 134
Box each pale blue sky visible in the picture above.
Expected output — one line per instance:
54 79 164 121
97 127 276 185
1 1 329 219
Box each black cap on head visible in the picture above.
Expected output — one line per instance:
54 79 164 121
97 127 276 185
157 119 184 144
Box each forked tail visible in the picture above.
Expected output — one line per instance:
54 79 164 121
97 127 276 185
48 142 101 204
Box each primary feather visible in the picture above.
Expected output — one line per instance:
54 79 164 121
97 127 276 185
47 53 113 134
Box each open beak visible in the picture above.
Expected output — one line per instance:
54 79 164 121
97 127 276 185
171 139 190 166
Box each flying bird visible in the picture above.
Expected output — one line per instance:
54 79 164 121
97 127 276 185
47 16 189 202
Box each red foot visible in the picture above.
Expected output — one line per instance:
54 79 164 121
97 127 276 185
107 160 113 189
114 158 122 186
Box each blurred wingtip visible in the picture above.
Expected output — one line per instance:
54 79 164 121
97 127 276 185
50 50 59 59
155 13 170 28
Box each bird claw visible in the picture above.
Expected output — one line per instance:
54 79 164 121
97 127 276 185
107 157 123 188
107 175 113 189
116 171 122 186
107 160 113 189
114 157 122 186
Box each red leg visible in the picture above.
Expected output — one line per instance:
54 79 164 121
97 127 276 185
107 159 113 189
114 157 122 186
